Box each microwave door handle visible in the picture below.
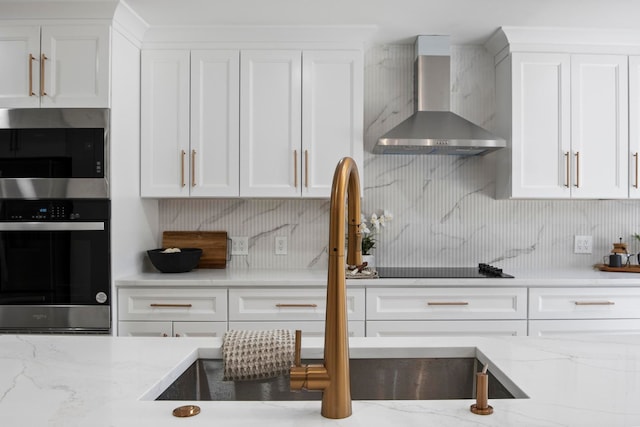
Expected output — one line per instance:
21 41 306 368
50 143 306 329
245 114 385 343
0 222 105 231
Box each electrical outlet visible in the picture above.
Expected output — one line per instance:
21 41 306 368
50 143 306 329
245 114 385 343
230 236 249 255
275 236 288 255
574 235 593 254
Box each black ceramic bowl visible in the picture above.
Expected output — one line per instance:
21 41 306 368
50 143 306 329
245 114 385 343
147 248 203 273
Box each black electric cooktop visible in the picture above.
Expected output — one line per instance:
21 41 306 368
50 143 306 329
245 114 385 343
376 264 514 279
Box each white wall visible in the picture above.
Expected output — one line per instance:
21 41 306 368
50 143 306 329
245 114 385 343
110 27 159 279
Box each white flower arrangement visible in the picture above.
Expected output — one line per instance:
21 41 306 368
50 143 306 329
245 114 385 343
360 210 393 255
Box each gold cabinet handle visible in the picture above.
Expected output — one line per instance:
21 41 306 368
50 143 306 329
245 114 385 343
275 303 318 308
427 301 469 306
304 149 309 188
28 54 36 96
191 149 196 187
574 301 614 306
574 151 580 188
180 150 186 187
564 152 570 187
150 303 193 308
293 150 298 188
634 152 639 189
40 53 47 96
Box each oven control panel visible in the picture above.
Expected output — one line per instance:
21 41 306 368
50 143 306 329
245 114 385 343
0 200 109 221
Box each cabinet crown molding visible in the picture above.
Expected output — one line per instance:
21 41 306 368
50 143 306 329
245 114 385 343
141 25 375 50
486 26 640 58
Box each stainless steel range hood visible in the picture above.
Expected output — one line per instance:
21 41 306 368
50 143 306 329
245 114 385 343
374 35 505 156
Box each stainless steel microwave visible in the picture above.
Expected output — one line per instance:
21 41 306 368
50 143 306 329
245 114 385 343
0 108 109 199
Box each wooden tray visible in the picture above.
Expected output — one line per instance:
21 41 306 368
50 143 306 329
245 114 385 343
162 231 229 269
595 263 640 273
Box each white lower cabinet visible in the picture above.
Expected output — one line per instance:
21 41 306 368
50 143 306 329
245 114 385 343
528 287 640 336
115 283 640 338
117 288 228 337
228 288 365 337
366 287 527 337
118 321 227 337
529 319 640 337
229 321 365 337
367 320 527 337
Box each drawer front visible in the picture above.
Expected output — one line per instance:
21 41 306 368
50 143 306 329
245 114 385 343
228 288 365 321
118 321 173 337
529 319 640 336
366 320 527 337
366 288 527 320
118 288 228 321
529 287 640 319
173 321 228 337
229 321 365 337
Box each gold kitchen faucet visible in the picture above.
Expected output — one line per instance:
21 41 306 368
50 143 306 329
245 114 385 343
290 157 362 419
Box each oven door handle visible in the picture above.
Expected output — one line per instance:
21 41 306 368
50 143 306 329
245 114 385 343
0 222 105 231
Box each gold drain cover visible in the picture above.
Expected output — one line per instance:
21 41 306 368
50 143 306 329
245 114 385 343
173 405 201 417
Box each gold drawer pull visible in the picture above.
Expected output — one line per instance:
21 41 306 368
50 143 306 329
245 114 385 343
150 303 193 308
427 301 469 306
276 303 318 308
574 301 615 306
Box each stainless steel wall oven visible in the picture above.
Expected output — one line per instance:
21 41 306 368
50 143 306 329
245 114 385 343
0 109 110 334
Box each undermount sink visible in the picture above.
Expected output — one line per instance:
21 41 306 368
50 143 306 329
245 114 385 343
156 354 527 401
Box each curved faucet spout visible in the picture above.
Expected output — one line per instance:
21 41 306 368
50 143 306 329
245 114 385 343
290 157 362 419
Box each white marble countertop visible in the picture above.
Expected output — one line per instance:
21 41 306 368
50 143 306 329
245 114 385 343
2 334 640 426
116 266 640 287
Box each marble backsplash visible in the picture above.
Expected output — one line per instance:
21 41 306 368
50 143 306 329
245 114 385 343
159 44 640 271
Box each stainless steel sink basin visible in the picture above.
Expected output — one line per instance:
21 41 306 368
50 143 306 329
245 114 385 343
156 357 522 401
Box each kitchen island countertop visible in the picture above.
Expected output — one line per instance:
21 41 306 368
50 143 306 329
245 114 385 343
2 334 640 426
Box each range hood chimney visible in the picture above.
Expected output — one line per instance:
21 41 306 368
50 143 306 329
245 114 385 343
374 35 505 156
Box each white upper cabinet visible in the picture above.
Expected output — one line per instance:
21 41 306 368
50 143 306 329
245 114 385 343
630 56 640 198
141 50 241 198
141 46 363 199
140 50 190 198
0 25 110 108
240 49 363 198
498 53 571 198
492 30 630 199
0 26 40 107
302 50 363 197
191 50 240 197
240 50 302 197
570 54 628 199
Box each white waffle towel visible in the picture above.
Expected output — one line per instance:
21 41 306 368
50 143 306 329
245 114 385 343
222 329 295 381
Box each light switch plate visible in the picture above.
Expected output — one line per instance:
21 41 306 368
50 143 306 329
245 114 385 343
574 235 593 254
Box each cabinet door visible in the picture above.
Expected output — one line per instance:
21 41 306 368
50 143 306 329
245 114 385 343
140 50 190 197
40 25 110 108
630 56 640 198
0 26 40 108
510 53 571 198
571 54 628 198
302 50 364 197
190 50 240 197
240 50 302 197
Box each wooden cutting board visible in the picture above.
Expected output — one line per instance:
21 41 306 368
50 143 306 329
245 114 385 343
162 231 228 269
595 263 640 273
